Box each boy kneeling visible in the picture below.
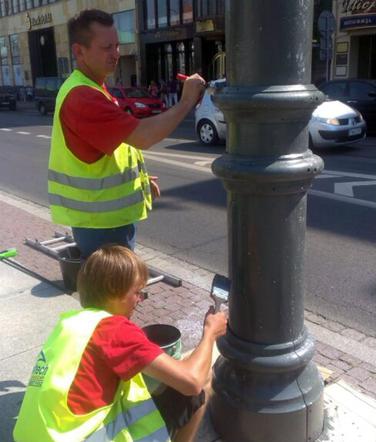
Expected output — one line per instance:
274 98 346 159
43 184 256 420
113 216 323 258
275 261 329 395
13 245 227 442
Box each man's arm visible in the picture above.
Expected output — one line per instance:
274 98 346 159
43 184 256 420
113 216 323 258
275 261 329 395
142 310 227 396
126 74 205 150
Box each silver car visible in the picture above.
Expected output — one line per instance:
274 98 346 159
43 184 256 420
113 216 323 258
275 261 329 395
195 81 366 148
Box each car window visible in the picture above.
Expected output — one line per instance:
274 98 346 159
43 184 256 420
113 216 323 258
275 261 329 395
125 88 151 98
349 81 376 100
109 88 124 99
320 82 347 99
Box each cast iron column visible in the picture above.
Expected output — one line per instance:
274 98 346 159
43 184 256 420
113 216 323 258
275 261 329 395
210 1 325 441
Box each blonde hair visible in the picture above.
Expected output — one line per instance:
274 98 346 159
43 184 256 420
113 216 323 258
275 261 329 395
77 245 148 309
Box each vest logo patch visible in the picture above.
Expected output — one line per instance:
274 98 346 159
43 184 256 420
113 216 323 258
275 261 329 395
29 351 49 387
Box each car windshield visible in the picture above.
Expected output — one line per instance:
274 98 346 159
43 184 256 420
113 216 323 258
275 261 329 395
125 88 151 98
109 88 124 99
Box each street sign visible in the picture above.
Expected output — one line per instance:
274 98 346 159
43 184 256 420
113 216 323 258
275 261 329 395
318 10 336 35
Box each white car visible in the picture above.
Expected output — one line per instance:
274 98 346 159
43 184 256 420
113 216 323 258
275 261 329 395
195 80 367 148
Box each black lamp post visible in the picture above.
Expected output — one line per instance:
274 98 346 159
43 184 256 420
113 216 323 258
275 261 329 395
210 1 325 441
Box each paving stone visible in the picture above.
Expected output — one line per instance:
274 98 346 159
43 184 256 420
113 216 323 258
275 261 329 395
347 366 372 382
362 337 376 349
313 353 332 368
305 312 326 325
324 320 346 333
338 353 362 367
315 342 343 360
340 328 367 342
360 362 376 374
329 359 352 372
361 377 376 396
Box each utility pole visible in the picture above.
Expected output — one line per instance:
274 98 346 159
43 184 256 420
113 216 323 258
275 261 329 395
210 1 325 441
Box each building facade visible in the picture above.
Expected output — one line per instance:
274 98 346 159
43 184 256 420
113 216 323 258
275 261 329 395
0 0 138 88
136 0 225 87
333 0 376 79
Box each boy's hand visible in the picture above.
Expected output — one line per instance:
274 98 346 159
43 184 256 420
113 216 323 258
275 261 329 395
204 306 227 340
180 74 206 107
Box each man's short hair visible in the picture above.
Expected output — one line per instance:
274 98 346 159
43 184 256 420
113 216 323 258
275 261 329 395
68 9 114 47
77 245 148 309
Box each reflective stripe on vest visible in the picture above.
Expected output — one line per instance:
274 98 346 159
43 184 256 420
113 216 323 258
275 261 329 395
85 399 169 442
48 189 146 213
48 166 140 190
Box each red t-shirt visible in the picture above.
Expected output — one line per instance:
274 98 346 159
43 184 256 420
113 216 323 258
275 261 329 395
60 85 140 164
67 316 163 415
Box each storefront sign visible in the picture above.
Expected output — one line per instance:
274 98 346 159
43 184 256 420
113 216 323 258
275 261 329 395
342 0 376 14
25 12 53 31
340 13 376 29
196 20 214 33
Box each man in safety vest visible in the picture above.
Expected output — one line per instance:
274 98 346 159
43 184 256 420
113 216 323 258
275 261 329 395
48 9 206 258
14 245 227 442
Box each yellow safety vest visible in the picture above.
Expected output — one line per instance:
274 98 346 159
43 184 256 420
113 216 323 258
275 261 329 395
48 69 152 228
13 309 170 442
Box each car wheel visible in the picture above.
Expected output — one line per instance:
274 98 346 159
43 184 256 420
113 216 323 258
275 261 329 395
39 103 47 116
309 134 314 148
198 120 219 145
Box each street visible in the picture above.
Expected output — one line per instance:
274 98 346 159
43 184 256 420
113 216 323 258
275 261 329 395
0 106 375 337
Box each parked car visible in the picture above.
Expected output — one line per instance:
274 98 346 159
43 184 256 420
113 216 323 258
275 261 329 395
0 86 17 111
195 79 366 148
34 76 64 115
319 79 376 133
108 86 166 118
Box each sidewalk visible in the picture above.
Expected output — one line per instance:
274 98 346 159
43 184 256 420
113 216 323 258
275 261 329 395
0 189 376 441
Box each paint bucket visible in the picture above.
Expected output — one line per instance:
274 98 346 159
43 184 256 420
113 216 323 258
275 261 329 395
57 246 81 292
142 324 182 394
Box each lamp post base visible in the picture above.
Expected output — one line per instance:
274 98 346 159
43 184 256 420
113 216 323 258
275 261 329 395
210 329 324 442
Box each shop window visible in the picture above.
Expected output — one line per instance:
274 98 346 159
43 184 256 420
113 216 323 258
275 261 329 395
157 0 167 28
182 0 193 22
113 10 135 44
177 42 185 74
25 0 32 8
19 0 26 11
164 43 173 81
146 0 156 29
169 0 180 26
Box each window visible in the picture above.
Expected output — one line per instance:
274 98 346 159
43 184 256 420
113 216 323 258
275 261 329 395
182 0 193 22
0 36 8 65
169 0 180 26
146 0 156 29
157 0 167 28
11 0 18 14
177 42 185 74
321 82 347 99
113 10 135 44
349 81 376 101
10 34 20 65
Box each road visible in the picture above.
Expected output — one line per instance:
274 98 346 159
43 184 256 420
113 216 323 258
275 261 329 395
0 106 375 337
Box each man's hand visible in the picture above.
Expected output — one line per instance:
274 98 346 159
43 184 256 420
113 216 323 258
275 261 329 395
180 74 206 108
149 176 160 199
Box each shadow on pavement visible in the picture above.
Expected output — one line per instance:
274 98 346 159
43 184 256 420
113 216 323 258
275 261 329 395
0 380 25 442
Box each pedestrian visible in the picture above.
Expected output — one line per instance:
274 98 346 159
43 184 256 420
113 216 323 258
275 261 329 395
13 245 227 442
48 9 205 259
148 80 159 98
167 77 179 107
159 79 168 107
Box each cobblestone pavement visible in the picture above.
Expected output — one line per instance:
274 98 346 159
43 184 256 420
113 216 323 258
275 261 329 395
0 189 376 401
